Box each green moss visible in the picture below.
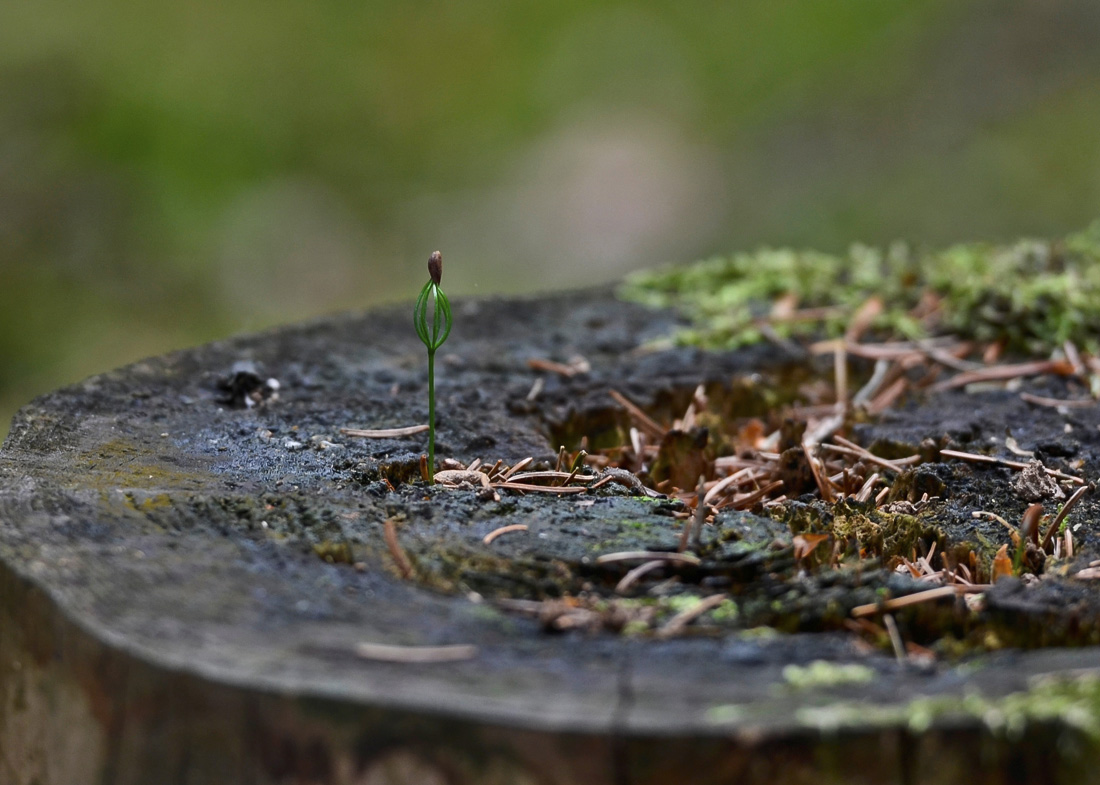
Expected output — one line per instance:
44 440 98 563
782 660 875 690
620 222 1100 354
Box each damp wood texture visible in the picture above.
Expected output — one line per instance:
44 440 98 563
5 288 1100 785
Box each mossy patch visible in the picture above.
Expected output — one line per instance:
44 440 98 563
620 222 1100 354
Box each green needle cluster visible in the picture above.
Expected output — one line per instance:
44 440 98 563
414 251 453 481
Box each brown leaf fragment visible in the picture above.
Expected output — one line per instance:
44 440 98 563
793 533 829 561
991 544 1013 583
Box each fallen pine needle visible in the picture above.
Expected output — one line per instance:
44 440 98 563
501 457 534 480
608 389 666 439
615 560 666 594
596 550 701 565
931 359 1074 392
527 357 589 377
383 518 413 580
507 471 594 484
492 482 588 494
355 642 478 663
882 613 906 664
851 584 989 617
726 480 784 510
1041 484 1091 551
1020 392 1096 409
483 524 529 545
341 424 429 438
657 594 729 638
940 449 1085 484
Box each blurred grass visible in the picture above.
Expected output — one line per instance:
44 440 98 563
2 0 1099 437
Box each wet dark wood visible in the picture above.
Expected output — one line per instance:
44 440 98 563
3 291 1100 785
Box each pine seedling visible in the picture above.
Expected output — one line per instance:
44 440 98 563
414 251 453 482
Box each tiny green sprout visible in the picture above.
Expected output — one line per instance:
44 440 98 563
414 250 453 481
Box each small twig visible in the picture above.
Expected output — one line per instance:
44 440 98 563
596 551 701 566
656 594 729 638
940 449 1085 484
355 642 477 663
615 560 666 594
851 584 989 617
341 424 429 438
383 519 413 580
1041 484 1091 551
483 524 529 545
608 389 666 439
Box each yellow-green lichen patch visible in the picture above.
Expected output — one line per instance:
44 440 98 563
782 660 876 690
78 437 211 492
708 672 1100 740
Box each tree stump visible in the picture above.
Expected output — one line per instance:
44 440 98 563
3 289 1100 785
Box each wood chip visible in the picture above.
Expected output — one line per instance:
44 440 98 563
434 470 491 488
341 424 429 438
355 642 478 663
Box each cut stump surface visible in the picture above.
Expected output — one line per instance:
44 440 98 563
4 290 1100 784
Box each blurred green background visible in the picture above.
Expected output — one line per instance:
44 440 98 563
3 0 1100 437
